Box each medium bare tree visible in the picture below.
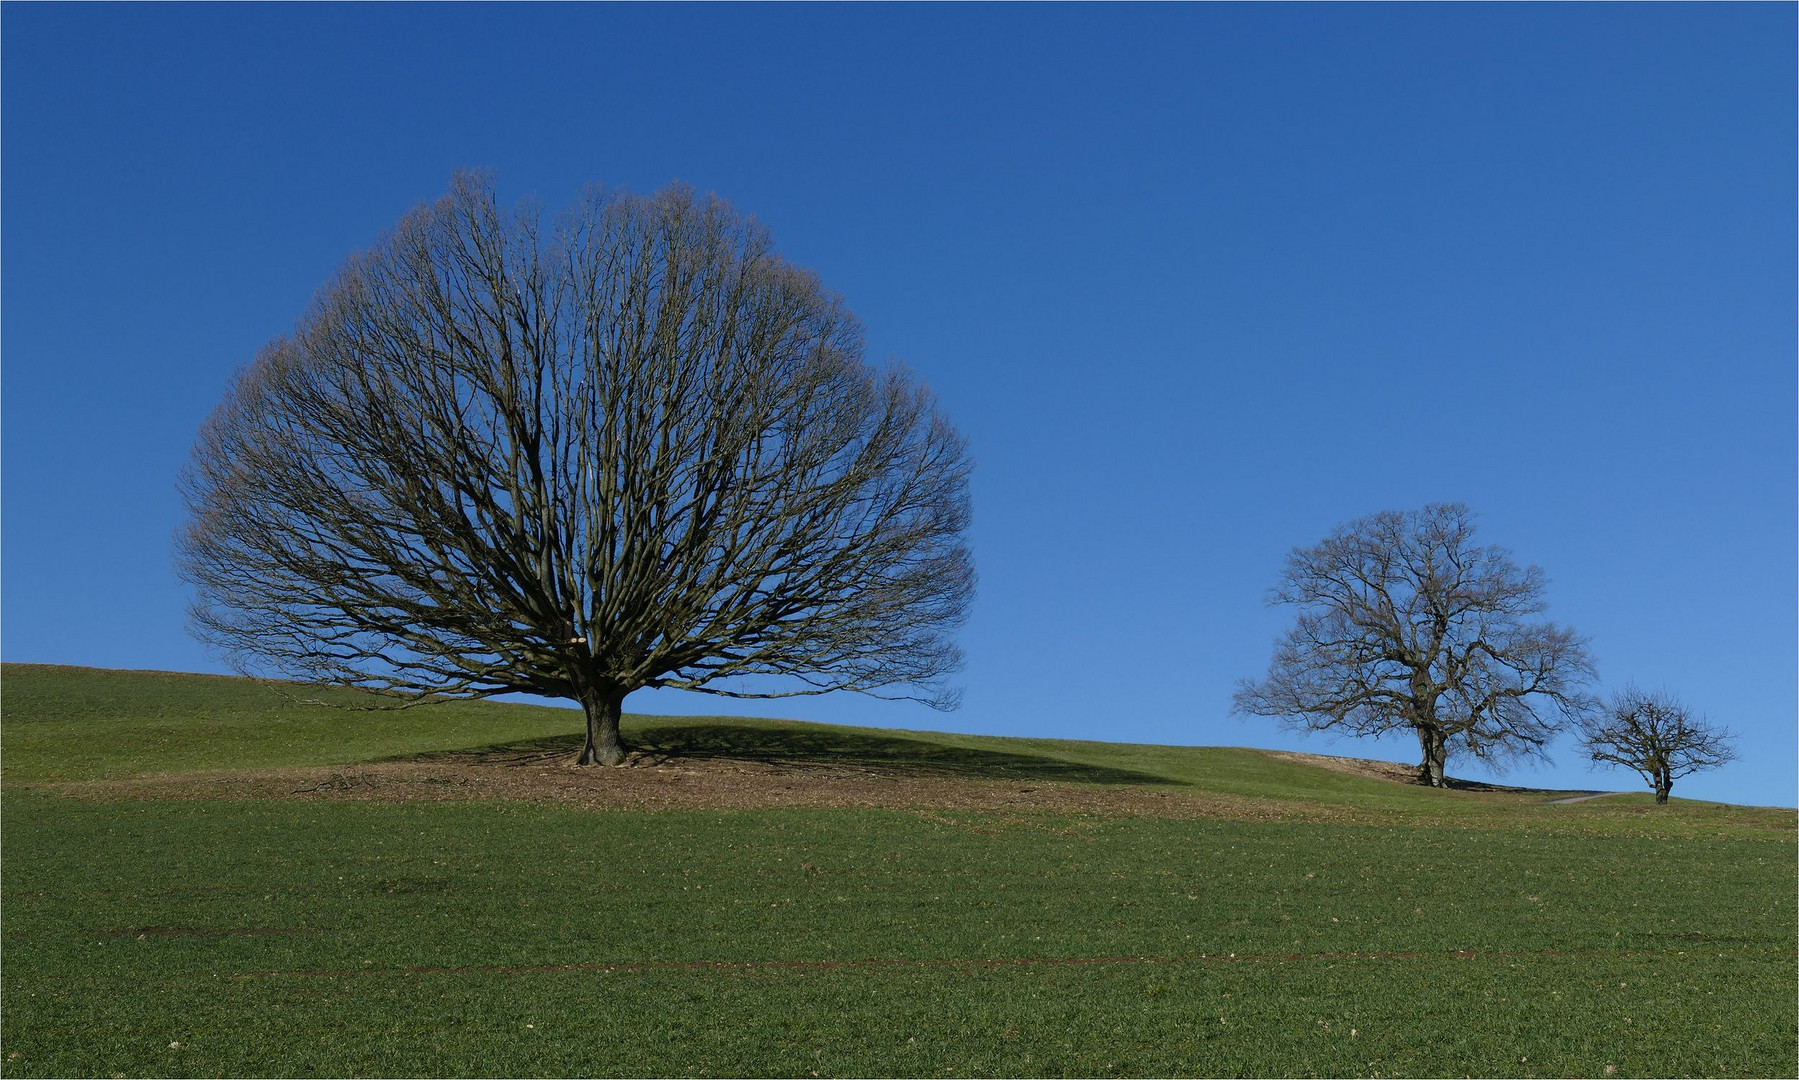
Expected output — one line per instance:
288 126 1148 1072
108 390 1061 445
1577 687 1736 804
179 174 974 766
1234 503 1596 787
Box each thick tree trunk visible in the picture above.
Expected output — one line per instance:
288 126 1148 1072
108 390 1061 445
576 683 628 766
1654 768 1672 805
1416 726 1448 788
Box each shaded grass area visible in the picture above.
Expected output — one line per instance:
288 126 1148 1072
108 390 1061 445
447 722 1184 787
3 792 1794 1078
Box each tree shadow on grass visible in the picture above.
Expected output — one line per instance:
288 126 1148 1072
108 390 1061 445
644 723 1180 786
416 722 1181 788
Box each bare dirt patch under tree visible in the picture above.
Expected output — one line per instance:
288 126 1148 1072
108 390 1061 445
40 745 1378 825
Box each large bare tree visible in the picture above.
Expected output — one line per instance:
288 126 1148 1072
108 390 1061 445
179 174 974 765
1577 687 1736 804
1234 503 1596 787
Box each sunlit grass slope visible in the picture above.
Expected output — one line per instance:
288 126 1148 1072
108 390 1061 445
3 663 1420 800
3 664 1794 1078
3 664 589 783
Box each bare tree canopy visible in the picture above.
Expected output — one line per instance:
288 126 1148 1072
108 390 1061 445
1578 687 1736 804
179 173 974 765
1233 503 1596 787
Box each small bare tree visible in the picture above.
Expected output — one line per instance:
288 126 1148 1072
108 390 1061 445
1234 503 1596 787
1577 687 1736 804
179 174 974 765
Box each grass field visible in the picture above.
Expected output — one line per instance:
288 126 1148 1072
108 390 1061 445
3 663 1794 1077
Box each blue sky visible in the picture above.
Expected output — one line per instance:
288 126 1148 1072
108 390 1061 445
5 4 1793 807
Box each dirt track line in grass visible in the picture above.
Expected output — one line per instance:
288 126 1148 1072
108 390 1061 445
225 946 1796 981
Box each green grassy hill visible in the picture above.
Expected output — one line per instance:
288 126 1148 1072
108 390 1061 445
3 664 1794 1078
4 663 1779 829
5 662 1398 795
